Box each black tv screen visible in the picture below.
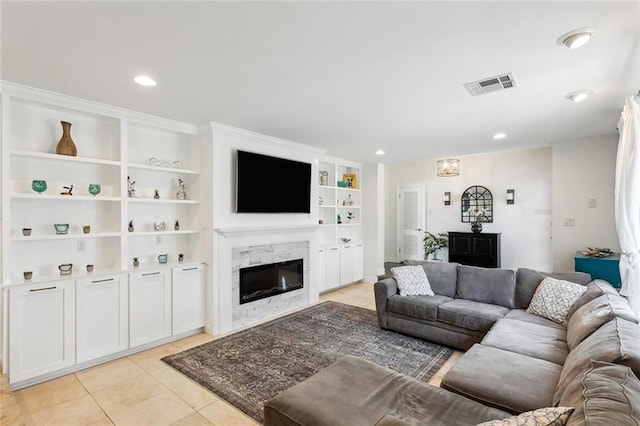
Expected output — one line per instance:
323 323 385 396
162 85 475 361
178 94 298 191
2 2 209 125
236 150 311 213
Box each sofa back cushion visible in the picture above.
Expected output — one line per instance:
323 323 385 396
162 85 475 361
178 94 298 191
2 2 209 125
567 279 619 318
456 265 516 309
553 317 640 405
560 361 640 426
514 268 591 309
405 261 459 298
567 293 639 351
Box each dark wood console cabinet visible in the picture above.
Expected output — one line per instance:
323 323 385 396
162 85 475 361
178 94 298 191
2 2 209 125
448 232 501 268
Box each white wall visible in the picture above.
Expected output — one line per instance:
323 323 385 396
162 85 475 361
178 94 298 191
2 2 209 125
385 147 554 271
552 135 620 271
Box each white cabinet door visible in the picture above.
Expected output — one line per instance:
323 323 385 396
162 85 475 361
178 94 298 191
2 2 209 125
172 265 205 335
9 280 75 384
317 249 327 293
76 274 129 363
129 269 171 347
353 243 365 282
340 245 354 285
326 246 340 290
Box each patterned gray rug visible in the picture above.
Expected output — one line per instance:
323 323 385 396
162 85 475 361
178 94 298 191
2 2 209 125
162 301 454 423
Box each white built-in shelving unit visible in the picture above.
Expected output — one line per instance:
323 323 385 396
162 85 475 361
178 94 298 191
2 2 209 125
1 82 207 388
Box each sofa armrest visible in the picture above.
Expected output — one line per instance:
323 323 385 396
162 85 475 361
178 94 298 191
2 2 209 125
374 278 398 328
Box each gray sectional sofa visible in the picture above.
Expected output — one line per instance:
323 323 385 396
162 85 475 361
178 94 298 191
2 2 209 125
264 262 640 425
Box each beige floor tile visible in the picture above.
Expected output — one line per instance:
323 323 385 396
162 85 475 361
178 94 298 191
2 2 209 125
110 390 194 426
76 357 146 393
1 373 25 426
128 343 183 372
198 399 260 426
172 333 215 351
92 373 167 416
23 394 105 426
88 416 115 426
428 350 464 387
14 374 88 415
170 412 214 426
150 366 219 410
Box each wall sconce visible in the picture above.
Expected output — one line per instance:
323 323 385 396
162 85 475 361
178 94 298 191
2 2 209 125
444 192 451 206
506 189 515 205
436 158 460 177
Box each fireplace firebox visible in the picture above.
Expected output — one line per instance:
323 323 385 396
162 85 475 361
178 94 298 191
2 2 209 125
239 259 304 304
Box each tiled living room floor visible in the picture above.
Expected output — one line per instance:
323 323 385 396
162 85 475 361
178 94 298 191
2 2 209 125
1 282 462 425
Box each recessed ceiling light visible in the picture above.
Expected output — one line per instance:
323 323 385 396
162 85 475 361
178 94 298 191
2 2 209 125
134 75 156 86
565 90 593 103
492 132 507 140
375 150 385 155
557 28 594 49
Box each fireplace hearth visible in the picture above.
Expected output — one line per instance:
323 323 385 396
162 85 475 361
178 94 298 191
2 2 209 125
239 259 304 304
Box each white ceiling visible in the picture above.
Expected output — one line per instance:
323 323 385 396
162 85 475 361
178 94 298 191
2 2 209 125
2 1 639 164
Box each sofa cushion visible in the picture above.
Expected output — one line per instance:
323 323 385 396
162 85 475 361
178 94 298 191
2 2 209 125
526 277 586 325
441 344 562 414
456 265 516 308
503 309 565 330
387 294 453 321
406 260 459 298
481 319 568 365
391 265 435 296
553 317 640 405
566 293 639 351
263 355 512 426
437 299 509 333
476 406 574 426
560 361 640 426
515 268 591 309
567 279 618 318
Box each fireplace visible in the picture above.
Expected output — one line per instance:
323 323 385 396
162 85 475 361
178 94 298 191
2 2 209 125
239 259 304 304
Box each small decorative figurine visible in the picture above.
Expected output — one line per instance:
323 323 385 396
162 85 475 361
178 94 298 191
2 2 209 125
154 221 166 231
127 176 136 198
60 185 73 195
174 219 180 231
128 220 134 232
154 189 160 199
176 178 187 200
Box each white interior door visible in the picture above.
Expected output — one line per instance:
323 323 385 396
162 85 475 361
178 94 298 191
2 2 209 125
396 186 425 261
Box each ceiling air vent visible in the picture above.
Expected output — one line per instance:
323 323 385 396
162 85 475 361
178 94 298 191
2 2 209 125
463 73 517 96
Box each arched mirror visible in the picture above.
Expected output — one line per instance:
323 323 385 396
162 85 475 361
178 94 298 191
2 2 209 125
461 185 493 223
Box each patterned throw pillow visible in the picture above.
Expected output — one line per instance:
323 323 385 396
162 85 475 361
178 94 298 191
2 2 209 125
391 265 434 296
527 277 586 325
476 406 574 426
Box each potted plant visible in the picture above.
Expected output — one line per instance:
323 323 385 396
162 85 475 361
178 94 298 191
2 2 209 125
178 253 184 263
423 231 449 260
82 225 91 234
133 257 139 267
128 220 134 232
467 207 489 233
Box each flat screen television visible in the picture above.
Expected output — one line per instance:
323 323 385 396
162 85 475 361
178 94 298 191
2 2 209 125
236 150 311 213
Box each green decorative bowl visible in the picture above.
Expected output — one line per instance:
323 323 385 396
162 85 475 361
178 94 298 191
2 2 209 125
32 180 47 193
88 184 101 196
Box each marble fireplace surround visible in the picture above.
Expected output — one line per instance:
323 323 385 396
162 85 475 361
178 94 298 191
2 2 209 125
212 225 321 334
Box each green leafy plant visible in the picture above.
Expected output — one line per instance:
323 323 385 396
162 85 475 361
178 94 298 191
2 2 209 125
423 231 448 260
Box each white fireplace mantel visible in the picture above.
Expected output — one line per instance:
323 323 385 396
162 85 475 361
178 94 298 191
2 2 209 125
214 224 322 238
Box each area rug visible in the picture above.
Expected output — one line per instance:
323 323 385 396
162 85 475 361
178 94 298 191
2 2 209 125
162 301 454 423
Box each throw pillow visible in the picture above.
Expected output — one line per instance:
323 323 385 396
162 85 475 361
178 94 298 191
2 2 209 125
476 407 574 426
391 265 434 296
526 277 586 325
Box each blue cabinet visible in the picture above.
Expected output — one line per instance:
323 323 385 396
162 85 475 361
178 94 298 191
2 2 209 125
574 252 621 288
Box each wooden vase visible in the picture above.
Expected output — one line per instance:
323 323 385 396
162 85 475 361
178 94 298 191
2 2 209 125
56 121 77 156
